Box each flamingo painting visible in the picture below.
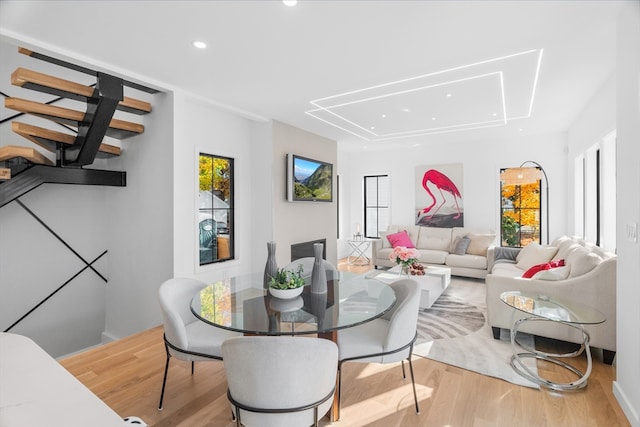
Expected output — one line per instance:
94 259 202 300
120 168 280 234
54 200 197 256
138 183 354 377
417 168 463 225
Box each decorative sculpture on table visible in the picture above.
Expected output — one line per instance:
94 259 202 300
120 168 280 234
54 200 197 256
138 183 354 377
311 242 327 294
263 241 278 289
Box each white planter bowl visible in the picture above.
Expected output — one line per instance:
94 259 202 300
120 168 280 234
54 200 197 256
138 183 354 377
269 286 304 299
269 296 304 312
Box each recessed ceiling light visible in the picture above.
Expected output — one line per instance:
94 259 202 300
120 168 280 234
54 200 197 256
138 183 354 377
446 93 452 98
492 113 498 117
431 117 436 121
193 41 207 49
401 108 411 113
283 0 297 6
381 114 387 118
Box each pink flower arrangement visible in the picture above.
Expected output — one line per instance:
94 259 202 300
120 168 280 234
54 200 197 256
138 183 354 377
389 246 420 268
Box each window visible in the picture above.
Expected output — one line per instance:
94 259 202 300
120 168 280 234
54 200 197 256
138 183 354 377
500 170 541 247
364 175 390 239
574 131 616 251
198 153 234 265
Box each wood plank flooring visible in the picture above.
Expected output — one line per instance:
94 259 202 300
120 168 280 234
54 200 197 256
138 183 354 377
59 260 630 427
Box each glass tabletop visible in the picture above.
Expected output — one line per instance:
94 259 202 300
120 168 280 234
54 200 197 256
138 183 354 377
191 272 397 335
500 291 606 325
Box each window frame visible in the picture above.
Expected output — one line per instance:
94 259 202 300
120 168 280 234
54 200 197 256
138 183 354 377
499 168 542 248
364 174 390 239
198 152 235 265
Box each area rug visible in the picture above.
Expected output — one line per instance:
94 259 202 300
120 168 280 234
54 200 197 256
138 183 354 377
413 277 540 389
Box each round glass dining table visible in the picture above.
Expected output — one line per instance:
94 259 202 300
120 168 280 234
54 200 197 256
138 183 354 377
190 272 396 337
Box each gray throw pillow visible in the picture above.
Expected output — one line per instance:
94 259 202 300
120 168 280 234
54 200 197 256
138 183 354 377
451 236 471 255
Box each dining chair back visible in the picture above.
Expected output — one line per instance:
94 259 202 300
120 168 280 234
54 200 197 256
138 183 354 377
336 278 421 419
157 277 239 410
221 336 339 427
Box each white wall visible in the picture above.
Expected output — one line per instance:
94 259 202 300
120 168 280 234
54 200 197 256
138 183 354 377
612 2 640 425
567 75 617 240
172 93 266 284
0 185 109 358
338 132 568 258
271 121 338 267
103 90 174 340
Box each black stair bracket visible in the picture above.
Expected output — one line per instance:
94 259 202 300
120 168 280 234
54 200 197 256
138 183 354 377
0 165 126 209
65 73 123 166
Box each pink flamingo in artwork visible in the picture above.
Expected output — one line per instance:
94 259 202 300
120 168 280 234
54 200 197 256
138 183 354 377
418 169 462 220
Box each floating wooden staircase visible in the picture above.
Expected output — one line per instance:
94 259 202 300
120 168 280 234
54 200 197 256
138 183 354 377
0 47 159 208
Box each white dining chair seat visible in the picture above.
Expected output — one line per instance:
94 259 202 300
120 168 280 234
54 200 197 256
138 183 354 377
183 320 238 358
336 278 421 420
157 277 241 410
336 319 388 361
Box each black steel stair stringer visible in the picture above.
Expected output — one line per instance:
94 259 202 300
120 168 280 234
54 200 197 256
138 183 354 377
64 73 123 166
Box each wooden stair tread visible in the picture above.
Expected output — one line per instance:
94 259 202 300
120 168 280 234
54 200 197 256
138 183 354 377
0 145 54 166
5 97 144 138
12 122 121 157
11 68 152 115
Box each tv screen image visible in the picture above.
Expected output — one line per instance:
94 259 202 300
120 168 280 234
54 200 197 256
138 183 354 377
287 154 333 202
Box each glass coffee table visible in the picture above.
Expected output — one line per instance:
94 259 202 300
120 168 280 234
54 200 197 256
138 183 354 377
500 291 606 390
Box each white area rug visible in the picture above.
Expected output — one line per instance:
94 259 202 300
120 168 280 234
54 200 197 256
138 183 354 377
413 277 540 389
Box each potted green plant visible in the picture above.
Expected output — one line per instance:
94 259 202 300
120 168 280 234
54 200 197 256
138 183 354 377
268 265 305 299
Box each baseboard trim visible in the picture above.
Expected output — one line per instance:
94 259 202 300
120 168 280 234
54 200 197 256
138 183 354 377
613 380 640 427
101 331 119 344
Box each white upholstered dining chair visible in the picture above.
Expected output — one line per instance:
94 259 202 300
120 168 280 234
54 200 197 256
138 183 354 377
157 277 240 410
221 335 339 427
336 278 421 418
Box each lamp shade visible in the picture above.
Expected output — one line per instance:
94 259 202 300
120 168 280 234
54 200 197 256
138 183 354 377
501 167 542 185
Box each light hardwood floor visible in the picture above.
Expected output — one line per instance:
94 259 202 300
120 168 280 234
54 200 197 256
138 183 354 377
60 260 630 427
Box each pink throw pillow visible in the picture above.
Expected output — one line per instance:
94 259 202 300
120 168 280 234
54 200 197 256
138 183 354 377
386 230 415 248
522 259 565 279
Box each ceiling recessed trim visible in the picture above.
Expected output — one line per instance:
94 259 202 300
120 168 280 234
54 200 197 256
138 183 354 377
306 48 543 141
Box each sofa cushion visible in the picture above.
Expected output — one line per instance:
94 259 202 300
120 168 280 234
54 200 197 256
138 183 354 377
415 227 452 251
532 265 571 281
466 232 496 256
386 230 415 248
522 259 565 278
416 249 448 264
379 232 392 249
552 240 581 262
376 247 394 261
490 262 523 277
567 247 602 278
516 242 558 270
450 236 471 255
551 235 572 247
446 253 487 269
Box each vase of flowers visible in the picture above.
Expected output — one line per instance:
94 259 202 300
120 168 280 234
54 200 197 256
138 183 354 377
389 246 420 277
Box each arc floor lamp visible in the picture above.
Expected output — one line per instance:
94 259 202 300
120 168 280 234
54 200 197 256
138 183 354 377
501 160 549 244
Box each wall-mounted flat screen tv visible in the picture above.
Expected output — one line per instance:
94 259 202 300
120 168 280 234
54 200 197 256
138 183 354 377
286 153 333 202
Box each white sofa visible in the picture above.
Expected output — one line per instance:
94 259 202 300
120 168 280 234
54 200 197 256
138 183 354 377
485 236 617 364
372 225 496 279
